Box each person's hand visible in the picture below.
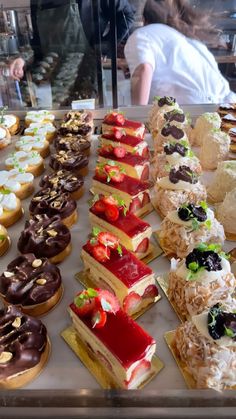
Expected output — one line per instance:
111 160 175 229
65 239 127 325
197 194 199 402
9 58 25 81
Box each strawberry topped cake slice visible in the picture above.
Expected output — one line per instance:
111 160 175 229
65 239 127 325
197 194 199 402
92 162 152 218
81 229 159 317
100 129 149 158
102 111 145 139
89 194 152 258
69 288 158 389
98 144 150 181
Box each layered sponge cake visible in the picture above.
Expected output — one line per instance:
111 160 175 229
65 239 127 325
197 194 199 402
102 112 145 139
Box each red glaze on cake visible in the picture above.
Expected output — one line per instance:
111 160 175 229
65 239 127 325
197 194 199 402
100 133 149 158
102 112 145 139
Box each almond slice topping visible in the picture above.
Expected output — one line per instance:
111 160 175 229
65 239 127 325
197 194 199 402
0 351 13 363
36 278 46 285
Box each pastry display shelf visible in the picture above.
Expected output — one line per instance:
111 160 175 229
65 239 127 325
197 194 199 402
0 105 236 419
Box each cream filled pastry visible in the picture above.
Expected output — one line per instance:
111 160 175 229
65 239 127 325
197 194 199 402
25 110 55 126
24 122 56 142
5 150 44 177
1 114 20 135
152 109 191 142
199 129 230 170
192 112 221 146
153 123 189 154
149 96 180 135
216 187 236 241
152 142 201 180
159 203 225 259
0 126 11 150
0 191 23 227
174 302 236 390
154 166 207 218
0 169 34 200
15 135 49 158
0 224 10 256
207 160 236 203
167 244 236 320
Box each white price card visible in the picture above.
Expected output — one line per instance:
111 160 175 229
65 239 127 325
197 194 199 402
72 99 95 110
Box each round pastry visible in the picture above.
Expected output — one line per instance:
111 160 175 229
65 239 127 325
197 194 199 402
216 187 236 241
0 191 23 227
167 244 236 320
2 114 20 135
0 169 34 200
5 151 44 178
0 304 49 389
18 215 72 264
192 112 221 146
29 188 77 228
0 224 10 256
149 96 180 136
152 142 201 180
153 123 189 154
0 254 63 316
152 109 191 140
15 135 49 158
0 125 11 150
159 202 225 258
25 110 55 127
154 166 207 218
207 161 236 203
54 134 91 156
199 129 230 170
49 150 89 177
59 110 93 138
24 122 56 142
40 170 84 200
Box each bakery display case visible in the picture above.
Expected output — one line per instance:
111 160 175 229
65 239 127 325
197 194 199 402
0 104 236 418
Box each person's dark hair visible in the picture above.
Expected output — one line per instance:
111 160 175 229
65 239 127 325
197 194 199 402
143 0 220 43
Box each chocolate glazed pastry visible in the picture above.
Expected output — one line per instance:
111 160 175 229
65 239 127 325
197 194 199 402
0 305 49 389
161 124 185 140
49 150 89 177
59 110 93 137
29 188 77 228
0 254 63 316
18 215 72 264
40 170 84 200
54 135 91 156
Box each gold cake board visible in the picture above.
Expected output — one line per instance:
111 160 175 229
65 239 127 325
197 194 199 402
75 271 161 320
137 241 163 263
156 275 185 322
61 325 164 390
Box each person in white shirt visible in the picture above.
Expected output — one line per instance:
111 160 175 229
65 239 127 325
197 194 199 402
124 0 236 105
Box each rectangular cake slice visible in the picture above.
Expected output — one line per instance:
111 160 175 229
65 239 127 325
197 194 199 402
69 303 156 389
100 133 149 158
102 112 145 139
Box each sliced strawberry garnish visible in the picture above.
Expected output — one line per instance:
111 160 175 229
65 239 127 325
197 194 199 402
142 192 150 207
102 195 119 206
104 112 125 126
123 292 141 315
104 204 119 222
135 238 149 255
95 166 107 181
96 289 120 314
125 360 150 388
99 145 113 156
97 231 120 249
143 284 159 299
92 199 106 214
113 127 124 139
105 165 125 183
73 288 97 317
91 309 107 328
92 244 110 262
140 165 150 181
129 197 142 214
141 146 150 159
86 238 97 254
111 172 125 183
113 146 126 158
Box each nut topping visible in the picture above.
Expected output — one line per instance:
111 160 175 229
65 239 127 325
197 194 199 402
32 259 43 268
36 278 47 285
4 271 14 278
12 317 21 328
0 351 13 363
47 229 58 237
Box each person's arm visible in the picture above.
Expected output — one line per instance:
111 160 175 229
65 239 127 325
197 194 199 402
131 63 153 105
9 58 25 81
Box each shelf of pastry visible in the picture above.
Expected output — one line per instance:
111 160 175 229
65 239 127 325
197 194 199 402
0 105 236 418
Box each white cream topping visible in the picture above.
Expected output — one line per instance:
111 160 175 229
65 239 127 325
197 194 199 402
217 188 236 234
157 176 199 191
0 127 7 139
192 311 236 347
0 192 18 214
2 115 17 128
5 151 42 169
208 161 236 201
26 110 55 123
167 208 214 227
0 169 33 192
223 113 236 122
16 135 46 151
203 112 222 124
175 256 231 284
166 153 197 167
220 103 235 110
25 122 56 135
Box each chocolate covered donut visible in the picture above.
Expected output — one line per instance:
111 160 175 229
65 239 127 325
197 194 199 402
54 135 91 156
40 170 84 200
49 150 89 176
59 110 93 137
29 188 77 227
0 305 49 389
0 254 62 315
18 215 72 264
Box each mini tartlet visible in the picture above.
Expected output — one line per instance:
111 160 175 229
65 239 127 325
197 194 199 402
207 160 236 203
154 166 207 218
40 170 84 200
24 122 56 142
192 112 221 146
216 187 236 241
49 149 89 177
0 126 11 150
199 129 230 170
167 244 236 320
0 224 10 256
25 110 55 127
1 114 20 135
159 202 225 259
5 151 44 177
29 188 77 228
0 191 23 227
59 110 93 138
18 215 71 264
15 135 50 158
0 254 62 316
54 135 91 156
0 169 34 200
